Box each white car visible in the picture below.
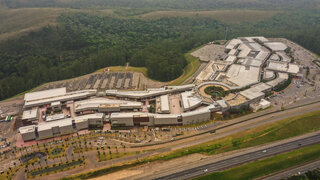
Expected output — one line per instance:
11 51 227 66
203 169 208 172
262 150 267 153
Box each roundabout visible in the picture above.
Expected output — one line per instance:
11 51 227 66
197 82 236 101
204 86 229 100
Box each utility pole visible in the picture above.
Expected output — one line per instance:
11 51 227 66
224 27 228 40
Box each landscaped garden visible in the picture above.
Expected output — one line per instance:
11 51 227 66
51 148 63 156
97 151 136 162
204 86 229 100
28 159 84 178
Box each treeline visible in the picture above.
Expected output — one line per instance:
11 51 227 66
4 0 319 10
228 11 320 55
0 13 225 100
1 10 320 100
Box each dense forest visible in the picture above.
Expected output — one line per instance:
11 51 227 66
0 9 320 100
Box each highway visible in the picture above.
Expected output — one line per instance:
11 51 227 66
154 133 320 180
262 159 320 180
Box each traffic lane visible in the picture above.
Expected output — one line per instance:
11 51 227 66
263 160 320 180
155 133 320 180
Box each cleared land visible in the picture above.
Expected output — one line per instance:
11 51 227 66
138 10 279 24
0 8 65 41
97 66 147 76
195 143 320 180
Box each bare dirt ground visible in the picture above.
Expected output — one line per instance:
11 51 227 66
169 94 183 114
91 153 208 180
191 44 226 62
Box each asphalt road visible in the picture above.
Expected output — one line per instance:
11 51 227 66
262 159 320 180
155 133 320 180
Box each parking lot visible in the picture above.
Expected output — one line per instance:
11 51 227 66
267 38 320 107
38 72 135 91
36 70 167 92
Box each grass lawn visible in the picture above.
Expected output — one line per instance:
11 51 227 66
170 51 201 85
157 110 320 160
195 143 320 180
98 151 136 162
43 145 67 159
96 66 147 76
28 159 84 178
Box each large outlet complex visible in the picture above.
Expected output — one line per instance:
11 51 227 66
19 37 301 142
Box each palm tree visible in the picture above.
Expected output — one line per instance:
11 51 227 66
38 161 42 168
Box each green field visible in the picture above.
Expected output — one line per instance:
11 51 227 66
170 50 201 86
195 143 320 180
96 66 148 76
157 110 320 160
98 151 136 162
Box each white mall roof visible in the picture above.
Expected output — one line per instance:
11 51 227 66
267 61 299 74
226 64 260 87
51 101 61 106
266 73 289 87
181 91 202 110
24 90 96 108
264 70 276 80
225 56 237 63
110 112 148 119
106 85 194 99
46 113 65 122
160 95 170 112
22 108 38 120
240 87 265 100
228 49 238 56
239 58 263 67
259 99 271 106
276 51 291 62
24 88 66 102
226 39 243 49
38 118 73 131
19 125 36 134
265 42 288 51
243 36 269 43
181 107 210 117
288 64 300 74
74 113 104 121
216 100 228 108
154 114 179 119
251 83 272 92
74 97 142 111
